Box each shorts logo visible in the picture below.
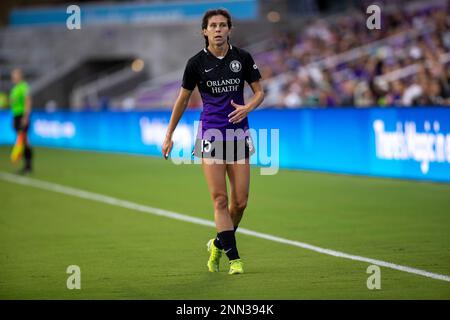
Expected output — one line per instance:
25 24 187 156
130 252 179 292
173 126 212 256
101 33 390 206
230 60 242 73
202 139 212 153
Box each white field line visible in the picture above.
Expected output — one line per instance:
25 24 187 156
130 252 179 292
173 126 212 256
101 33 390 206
1 171 449 283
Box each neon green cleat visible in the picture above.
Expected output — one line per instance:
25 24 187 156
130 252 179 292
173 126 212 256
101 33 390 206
228 259 244 275
206 239 222 272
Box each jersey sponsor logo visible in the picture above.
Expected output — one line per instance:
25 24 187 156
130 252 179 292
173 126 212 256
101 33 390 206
206 78 240 87
206 78 241 94
230 60 242 73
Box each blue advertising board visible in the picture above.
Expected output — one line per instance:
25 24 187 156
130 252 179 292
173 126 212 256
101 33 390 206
10 0 258 26
1 107 449 183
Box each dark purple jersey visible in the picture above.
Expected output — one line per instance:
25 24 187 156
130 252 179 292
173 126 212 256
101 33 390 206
182 45 261 141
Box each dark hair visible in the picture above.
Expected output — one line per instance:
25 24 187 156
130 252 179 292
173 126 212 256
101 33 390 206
202 8 232 47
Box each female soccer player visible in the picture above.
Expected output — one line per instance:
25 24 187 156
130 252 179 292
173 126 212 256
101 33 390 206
162 9 264 275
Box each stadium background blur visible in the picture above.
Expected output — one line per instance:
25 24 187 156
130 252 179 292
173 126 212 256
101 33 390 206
0 0 449 111
0 0 449 300
0 0 449 182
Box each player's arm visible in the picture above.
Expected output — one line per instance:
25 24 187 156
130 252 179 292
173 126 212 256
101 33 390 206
229 80 264 124
21 94 32 127
162 87 193 159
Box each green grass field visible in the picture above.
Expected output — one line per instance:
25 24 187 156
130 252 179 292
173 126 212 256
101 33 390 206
0 146 449 299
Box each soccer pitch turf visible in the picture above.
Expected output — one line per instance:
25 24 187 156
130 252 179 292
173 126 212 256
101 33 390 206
0 146 449 299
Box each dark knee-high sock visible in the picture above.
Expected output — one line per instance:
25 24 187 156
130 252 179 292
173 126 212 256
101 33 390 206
214 225 239 250
24 145 33 169
217 230 240 261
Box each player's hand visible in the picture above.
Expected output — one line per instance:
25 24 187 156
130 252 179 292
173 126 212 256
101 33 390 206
162 135 173 160
228 100 250 124
21 116 29 129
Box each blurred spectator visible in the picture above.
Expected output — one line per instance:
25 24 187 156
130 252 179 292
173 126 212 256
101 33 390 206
134 1 450 109
0 91 8 109
256 1 450 108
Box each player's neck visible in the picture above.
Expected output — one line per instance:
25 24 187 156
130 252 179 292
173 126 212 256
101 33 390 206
208 42 229 59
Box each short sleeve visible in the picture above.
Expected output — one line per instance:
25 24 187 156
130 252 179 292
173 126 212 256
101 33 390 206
243 52 262 84
23 83 30 96
181 59 198 91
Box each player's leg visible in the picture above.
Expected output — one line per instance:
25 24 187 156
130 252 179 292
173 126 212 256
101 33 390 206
13 115 33 173
202 159 242 273
226 160 250 230
202 159 233 231
11 116 27 172
202 160 229 272
22 124 33 173
223 160 249 275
